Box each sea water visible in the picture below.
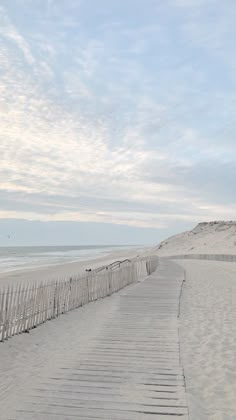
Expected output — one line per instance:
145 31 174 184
0 245 135 274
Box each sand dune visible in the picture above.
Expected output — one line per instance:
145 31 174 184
154 221 236 418
1 222 236 419
155 221 236 256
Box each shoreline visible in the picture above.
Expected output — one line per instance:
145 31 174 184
0 246 152 287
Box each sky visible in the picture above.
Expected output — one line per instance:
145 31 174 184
0 0 236 246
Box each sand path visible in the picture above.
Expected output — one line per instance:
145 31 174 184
177 259 236 420
0 259 188 420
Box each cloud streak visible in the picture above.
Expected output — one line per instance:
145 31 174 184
0 0 236 240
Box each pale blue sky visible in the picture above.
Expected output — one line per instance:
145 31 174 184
0 1 236 245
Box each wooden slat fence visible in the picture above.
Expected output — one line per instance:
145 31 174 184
0 255 158 342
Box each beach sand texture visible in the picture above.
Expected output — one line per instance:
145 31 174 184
154 221 236 419
177 259 236 420
0 259 188 420
156 221 236 256
1 221 236 419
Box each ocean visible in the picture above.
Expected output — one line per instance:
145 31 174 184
0 245 136 274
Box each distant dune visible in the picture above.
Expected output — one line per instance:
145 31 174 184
155 221 236 256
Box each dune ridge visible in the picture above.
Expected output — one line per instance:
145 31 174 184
155 221 236 256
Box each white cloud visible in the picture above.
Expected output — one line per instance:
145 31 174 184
0 1 236 233
0 6 35 65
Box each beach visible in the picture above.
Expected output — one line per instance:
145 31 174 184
0 257 184 420
153 222 236 419
156 222 236 257
177 259 236 419
0 246 150 287
1 0 235 416
1 222 236 419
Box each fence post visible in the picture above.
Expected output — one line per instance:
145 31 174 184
0 255 159 342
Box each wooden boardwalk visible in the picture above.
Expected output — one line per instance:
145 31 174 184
12 259 188 419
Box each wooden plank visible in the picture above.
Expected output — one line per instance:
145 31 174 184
12 259 188 419
3 285 10 340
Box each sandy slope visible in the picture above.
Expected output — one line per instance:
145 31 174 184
155 221 236 256
177 259 236 420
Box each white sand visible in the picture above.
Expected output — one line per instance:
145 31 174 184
154 221 236 418
0 289 119 418
0 261 188 420
0 246 150 287
1 220 236 419
176 259 236 420
155 221 236 256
